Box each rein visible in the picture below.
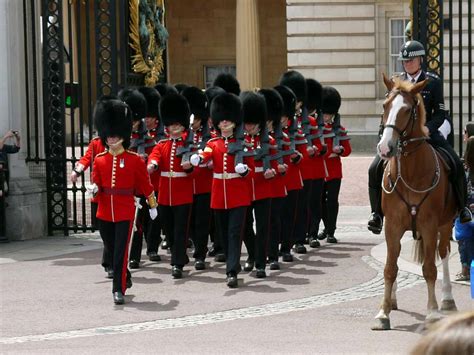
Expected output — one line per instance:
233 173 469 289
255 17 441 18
381 90 440 239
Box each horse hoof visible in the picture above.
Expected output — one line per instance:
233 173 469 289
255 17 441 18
425 311 442 324
440 299 457 312
391 300 398 310
371 318 391 331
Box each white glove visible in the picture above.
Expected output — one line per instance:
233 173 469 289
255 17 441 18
86 183 98 196
147 162 157 174
149 207 158 220
306 145 316 156
190 154 201 167
70 171 79 183
235 163 248 174
264 168 276 179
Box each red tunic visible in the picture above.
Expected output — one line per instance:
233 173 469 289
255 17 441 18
323 123 352 181
93 149 155 222
268 134 287 198
200 136 253 209
281 129 303 192
191 130 212 195
147 137 194 206
245 134 273 201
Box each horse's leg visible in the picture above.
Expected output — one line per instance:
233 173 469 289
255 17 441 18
439 224 457 312
372 224 403 330
391 280 398 310
421 231 440 323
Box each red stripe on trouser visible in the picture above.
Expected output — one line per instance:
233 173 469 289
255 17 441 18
122 221 133 294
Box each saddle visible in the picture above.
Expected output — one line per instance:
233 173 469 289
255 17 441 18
433 146 455 177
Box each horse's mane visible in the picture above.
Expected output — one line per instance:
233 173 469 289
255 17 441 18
391 78 427 132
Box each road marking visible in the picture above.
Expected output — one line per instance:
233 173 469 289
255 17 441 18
0 256 424 345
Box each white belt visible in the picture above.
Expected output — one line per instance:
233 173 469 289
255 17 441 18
255 166 264 173
213 172 240 179
161 171 188 178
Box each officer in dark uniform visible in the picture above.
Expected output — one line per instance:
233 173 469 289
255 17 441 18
368 40 472 234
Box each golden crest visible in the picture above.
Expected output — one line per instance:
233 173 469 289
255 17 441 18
129 0 168 86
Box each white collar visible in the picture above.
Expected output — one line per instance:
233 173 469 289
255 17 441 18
407 71 422 83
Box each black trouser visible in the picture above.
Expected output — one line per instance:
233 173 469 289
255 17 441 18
322 179 342 235
280 189 299 253
93 202 111 269
214 206 247 275
309 179 325 236
368 155 384 217
268 196 285 262
243 198 271 270
294 180 311 244
190 193 211 261
129 197 151 263
159 204 191 267
98 219 132 294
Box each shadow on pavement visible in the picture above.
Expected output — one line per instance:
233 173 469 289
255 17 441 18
114 297 179 312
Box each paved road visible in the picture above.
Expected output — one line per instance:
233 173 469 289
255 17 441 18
1 155 472 354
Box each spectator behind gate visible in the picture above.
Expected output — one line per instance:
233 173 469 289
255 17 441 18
0 129 21 241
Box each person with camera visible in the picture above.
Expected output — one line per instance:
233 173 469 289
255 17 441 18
0 129 21 241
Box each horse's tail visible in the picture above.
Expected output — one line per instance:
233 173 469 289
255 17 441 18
413 233 445 264
413 238 424 264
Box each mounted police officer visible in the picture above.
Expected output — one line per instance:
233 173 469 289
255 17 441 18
368 40 472 234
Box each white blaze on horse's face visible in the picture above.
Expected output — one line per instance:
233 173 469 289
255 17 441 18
377 95 408 159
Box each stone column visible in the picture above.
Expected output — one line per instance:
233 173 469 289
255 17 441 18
1 0 47 241
236 0 261 91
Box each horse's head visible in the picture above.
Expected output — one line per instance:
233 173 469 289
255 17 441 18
377 73 428 159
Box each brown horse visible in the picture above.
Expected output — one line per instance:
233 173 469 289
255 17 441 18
372 74 458 330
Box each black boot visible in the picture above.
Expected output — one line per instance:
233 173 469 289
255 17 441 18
368 187 383 234
451 170 472 224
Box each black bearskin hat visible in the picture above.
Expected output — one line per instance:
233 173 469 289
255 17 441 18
118 88 147 121
138 86 161 118
94 98 132 149
305 78 323 113
213 73 241 96
240 91 267 128
181 86 209 121
321 86 341 115
274 85 296 119
174 83 189 94
205 86 226 105
154 83 179 97
159 93 190 127
259 88 283 129
210 93 242 128
279 70 307 104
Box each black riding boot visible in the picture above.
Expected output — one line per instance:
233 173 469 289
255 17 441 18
368 186 383 234
453 171 472 224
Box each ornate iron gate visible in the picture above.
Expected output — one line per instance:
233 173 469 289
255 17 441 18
412 0 473 153
25 0 129 235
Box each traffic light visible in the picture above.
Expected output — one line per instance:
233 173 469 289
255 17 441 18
65 82 79 109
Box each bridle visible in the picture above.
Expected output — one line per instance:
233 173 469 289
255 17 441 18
382 90 419 142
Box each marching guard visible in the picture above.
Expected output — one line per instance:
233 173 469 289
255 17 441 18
91 98 157 305
181 86 213 270
191 92 254 288
317 87 352 243
147 93 194 279
70 95 114 278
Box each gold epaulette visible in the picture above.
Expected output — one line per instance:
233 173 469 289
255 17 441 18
96 150 108 157
208 137 221 143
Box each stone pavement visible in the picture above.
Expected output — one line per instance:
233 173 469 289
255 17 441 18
0 155 472 354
